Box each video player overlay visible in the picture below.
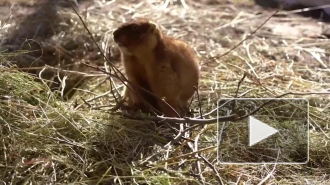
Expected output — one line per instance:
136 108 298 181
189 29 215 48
217 98 309 164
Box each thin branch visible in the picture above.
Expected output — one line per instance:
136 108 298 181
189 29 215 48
117 112 238 124
194 86 203 118
238 91 330 119
204 9 280 65
234 73 246 98
200 155 224 185
230 73 247 114
117 91 330 125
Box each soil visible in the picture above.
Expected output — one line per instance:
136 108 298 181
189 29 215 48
0 0 329 38
1 0 329 48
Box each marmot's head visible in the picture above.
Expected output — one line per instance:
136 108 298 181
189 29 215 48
113 19 162 55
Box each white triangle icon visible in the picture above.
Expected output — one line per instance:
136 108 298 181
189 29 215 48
249 116 278 147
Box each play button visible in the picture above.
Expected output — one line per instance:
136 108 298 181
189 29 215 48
249 116 279 147
217 98 309 164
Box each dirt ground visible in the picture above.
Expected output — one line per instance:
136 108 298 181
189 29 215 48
1 0 330 39
1 0 330 65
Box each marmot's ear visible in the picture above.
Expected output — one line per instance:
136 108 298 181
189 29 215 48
148 20 158 33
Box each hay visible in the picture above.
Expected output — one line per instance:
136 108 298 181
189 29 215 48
0 0 329 184
0 0 117 100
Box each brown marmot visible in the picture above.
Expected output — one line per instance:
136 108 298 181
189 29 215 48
113 19 200 117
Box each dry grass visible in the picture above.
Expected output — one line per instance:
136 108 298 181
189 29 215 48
0 0 330 184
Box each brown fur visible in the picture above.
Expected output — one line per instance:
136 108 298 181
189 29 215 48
113 18 200 117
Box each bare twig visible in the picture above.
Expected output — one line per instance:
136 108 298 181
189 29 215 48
194 86 203 119
116 90 330 126
117 112 238 124
200 155 224 185
204 9 280 65
110 98 125 112
238 91 330 119
230 73 247 114
192 124 208 184
109 77 120 104
80 97 92 108
234 73 247 98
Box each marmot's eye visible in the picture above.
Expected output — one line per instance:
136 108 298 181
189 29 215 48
131 25 138 31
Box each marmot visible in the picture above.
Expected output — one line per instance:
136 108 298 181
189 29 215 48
113 18 200 117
